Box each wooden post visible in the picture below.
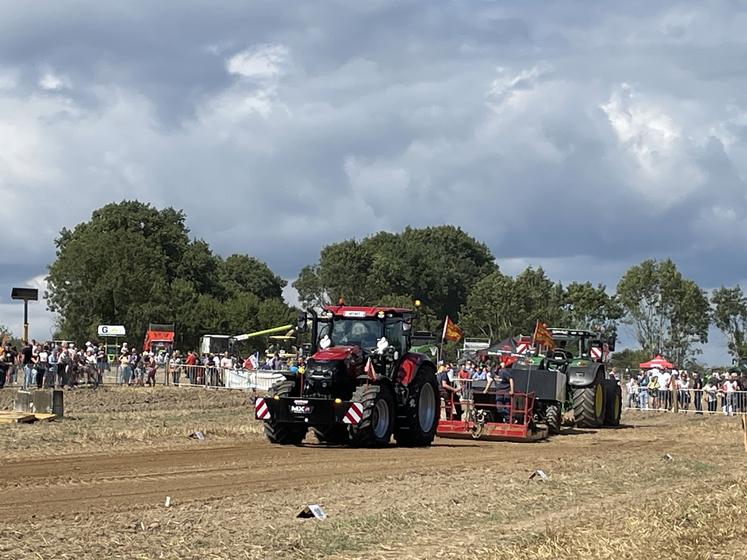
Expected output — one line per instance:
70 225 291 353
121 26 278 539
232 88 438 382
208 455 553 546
742 415 747 453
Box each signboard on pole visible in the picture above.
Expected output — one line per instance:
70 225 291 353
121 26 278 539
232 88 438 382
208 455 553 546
97 325 126 337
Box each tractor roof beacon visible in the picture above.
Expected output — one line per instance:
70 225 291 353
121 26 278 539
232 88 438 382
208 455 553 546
256 305 440 448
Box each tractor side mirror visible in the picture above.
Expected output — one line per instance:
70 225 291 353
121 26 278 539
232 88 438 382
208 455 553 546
297 312 308 333
607 335 617 352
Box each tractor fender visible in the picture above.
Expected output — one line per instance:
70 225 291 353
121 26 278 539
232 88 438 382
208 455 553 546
566 362 605 389
396 352 434 386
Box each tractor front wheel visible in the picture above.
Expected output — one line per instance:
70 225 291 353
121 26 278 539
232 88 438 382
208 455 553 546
264 380 308 445
394 367 439 446
572 382 605 428
349 384 395 447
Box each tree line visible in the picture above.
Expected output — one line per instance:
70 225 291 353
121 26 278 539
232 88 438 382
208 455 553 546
44 201 745 365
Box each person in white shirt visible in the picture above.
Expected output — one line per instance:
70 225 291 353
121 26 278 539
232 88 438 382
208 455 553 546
626 377 639 409
723 376 736 416
677 372 691 412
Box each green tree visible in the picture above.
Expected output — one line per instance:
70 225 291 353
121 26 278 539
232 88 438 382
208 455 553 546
46 200 293 351
711 285 747 359
459 271 519 340
561 282 623 333
459 267 562 341
293 225 496 319
616 259 710 365
608 348 650 372
219 254 286 300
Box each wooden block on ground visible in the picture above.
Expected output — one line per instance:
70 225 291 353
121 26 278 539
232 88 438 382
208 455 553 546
0 411 36 424
33 413 57 422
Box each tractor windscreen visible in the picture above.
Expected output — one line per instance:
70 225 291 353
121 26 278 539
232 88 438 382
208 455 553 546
554 335 586 358
326 319 382 349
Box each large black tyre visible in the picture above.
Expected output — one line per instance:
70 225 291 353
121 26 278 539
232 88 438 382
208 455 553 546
264 380 308 445
349 384 395 447
572 381 605 428
545 403 561 435
312 425 350 445
603 381 622 427
394 367 439 447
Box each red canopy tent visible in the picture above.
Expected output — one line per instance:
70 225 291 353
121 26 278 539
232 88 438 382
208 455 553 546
639 355 674 369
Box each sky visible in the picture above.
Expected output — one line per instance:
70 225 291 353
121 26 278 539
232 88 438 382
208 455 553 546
1 1 746 363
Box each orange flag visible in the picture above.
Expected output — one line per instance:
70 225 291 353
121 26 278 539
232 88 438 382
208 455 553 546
532 321 555 350
442 316 464 342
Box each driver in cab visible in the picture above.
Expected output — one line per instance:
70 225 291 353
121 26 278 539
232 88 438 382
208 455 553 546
348 322 377 349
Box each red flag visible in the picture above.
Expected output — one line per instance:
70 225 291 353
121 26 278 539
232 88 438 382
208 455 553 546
364 357 377 381
441 316 464 342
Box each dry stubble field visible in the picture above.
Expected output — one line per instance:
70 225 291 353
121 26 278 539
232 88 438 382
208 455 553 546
0 386 745 560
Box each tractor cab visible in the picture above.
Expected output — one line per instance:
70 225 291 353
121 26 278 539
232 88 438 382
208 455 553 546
547 328 616 368
301 306 412 357
295 306 414 399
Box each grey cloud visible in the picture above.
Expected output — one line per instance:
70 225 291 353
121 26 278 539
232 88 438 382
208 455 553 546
1 1 747 319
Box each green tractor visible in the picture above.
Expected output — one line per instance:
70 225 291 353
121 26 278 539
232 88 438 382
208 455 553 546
506 328 621 432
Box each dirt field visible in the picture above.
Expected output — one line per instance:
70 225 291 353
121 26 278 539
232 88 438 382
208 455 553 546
0 386 745 560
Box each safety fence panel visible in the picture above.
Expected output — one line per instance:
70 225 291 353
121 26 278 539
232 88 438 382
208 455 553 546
622 387 747 416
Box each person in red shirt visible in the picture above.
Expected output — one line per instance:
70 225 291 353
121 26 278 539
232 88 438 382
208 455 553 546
185 350 197 384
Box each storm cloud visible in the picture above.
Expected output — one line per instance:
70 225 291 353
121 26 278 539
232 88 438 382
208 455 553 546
1 1 746 359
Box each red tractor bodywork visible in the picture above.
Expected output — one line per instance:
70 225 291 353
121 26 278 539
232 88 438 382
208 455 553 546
257 304 441 447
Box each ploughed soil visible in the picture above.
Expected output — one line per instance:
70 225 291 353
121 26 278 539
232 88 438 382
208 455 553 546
0 386 745 560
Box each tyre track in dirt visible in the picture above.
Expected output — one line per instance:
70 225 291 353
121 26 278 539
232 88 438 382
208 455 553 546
0 427 684 520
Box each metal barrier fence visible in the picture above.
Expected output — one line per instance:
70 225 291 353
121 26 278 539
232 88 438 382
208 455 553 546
0 363 288 392
622 387 747 416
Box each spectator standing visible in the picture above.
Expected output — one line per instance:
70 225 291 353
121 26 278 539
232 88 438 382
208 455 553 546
692 372 703 414
678 372 691 412
169 352 182 385
21 341 35 389
626 377 639 409
704 378 718 414
638 371 650 410
734 372 745 413
96 346 107 384
7 346 18 385
722 375 736 416
648 374 660 409
145 355 157 387
119 352 131 385
659 369 672 410
36 345 49 389
0 345 7 389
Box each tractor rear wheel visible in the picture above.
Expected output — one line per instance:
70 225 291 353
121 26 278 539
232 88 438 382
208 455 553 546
545 403 561 435
394 367 439 446
312 425 350 445
264 380 308 445
572 381 605 428
349 384 395 447
603 381 622 427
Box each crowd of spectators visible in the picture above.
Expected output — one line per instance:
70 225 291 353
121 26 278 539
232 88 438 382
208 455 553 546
0 339 108 389
625 368 747 415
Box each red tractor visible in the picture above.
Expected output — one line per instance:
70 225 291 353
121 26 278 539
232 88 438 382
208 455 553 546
255 306 440 447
